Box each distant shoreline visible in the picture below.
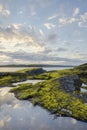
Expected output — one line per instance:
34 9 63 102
0 64 75 67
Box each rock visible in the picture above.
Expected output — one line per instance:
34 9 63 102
79 92 87 103
25 68 46 76
54 75 82 93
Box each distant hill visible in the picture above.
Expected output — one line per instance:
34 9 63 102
75 63 87 71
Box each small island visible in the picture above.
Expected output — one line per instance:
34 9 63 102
0 63 87 122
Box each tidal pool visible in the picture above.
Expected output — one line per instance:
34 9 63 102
0 80 87 130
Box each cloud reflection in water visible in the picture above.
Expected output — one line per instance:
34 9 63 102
0 87 87 130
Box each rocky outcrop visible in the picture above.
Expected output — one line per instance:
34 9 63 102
0 68 46 76
24 68 46 76
54 75 82 93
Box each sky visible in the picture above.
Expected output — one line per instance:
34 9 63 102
0 0 87 65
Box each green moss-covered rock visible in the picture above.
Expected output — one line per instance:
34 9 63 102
10 75 87 122
74 63 87 84
0 68 46 87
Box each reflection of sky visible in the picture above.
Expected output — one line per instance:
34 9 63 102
13 80 44 86
81 83 87 92
0 87 87 130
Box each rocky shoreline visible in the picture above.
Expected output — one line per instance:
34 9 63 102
0 63 87 122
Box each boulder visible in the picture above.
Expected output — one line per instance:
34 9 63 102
54 75 82 93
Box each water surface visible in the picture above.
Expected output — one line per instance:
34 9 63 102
0 80 87 130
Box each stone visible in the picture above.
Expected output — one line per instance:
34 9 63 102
54 75 82 93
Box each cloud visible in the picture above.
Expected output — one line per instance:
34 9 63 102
44 23 56 29
0 120 4 128
13 103 23 109
0 4 3 12
80 12 87 21
2 10 10 17
10 23 23 30
19 11 23 15
47 32 58 43
0 24 45 53
75 53 87 59
0 4 10 17
36 0 52 8
78 21 87 28
73 8 80 16
57 47 67 52
31 11 37 16
78 12 87 28
48 14 58 20
58 8 80 27
0 115 11 128
0 49 85 65
68 53 87 61
39 29 44 35
59 17 77 26
0 44 5 49
71 119 77 124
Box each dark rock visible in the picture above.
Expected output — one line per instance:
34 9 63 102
25 68 46 76
54 75 82 93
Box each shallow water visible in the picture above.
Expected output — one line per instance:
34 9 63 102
12 80 44 86
81 83 87 92
81 88 87 92
0 80 87 130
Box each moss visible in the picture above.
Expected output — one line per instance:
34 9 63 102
0 76 12 86
0 75 21 86
0 68 46 87
0 75 26 87
11 78 87 122
74 63 87 84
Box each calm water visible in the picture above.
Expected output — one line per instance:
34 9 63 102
0 67 87 130
0 66 73 72
81 84 87 92
0 67 29 72
0 84 87 130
